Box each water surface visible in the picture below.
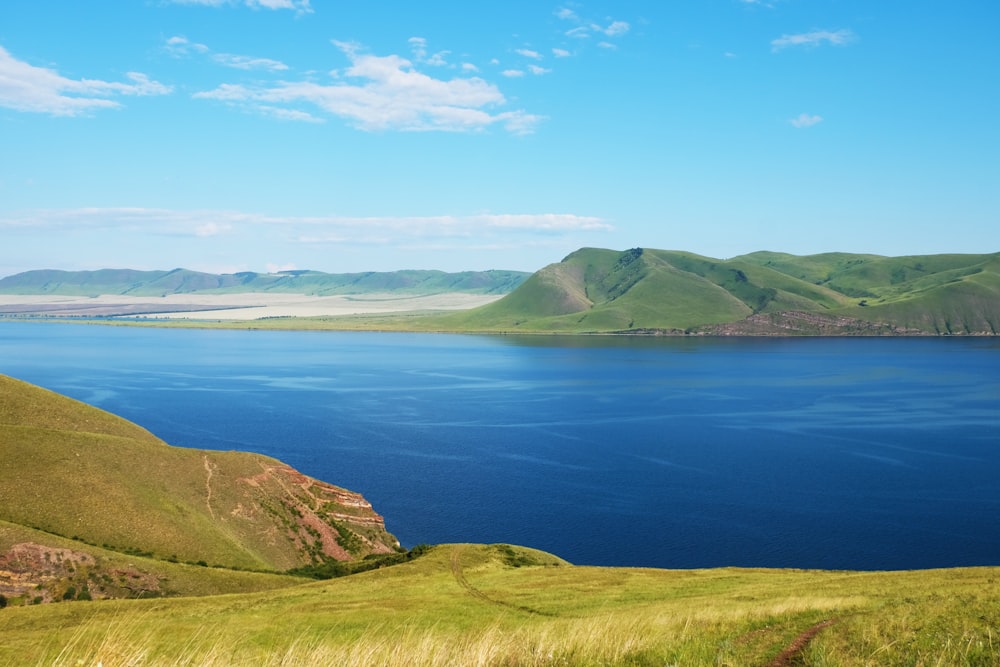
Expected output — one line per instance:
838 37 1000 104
2 322 998 570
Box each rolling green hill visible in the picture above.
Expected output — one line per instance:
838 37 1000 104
0 267 529 297
0 375 400 590
432 247 1000 334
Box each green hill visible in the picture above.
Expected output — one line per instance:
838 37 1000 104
2 542 998 666
0 267 529 297
0 375 400 590
433 247 1000 334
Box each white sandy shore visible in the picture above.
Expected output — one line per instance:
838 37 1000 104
0 292 503 319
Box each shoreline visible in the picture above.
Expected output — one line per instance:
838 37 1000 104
0 292 503 320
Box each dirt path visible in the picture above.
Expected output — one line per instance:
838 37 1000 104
203 456 216 519
763 619 837 667
448 545 554 616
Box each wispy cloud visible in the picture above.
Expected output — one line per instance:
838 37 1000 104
214 53 289 71
516 49 542 60
552 48 571 58
557 8 631 41
194 40 543 133
771 29 856 52
0 46 172 116
166 36 288 71
1 208 612 239
166 0 312 14
790 113 823 128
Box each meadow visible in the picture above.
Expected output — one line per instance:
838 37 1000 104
2 544 999 666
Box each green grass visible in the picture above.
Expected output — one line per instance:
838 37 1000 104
0 375 399 572
1 543 998 666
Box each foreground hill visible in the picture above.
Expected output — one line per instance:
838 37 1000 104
2 542 998 666
0 375 399 602
0 267 528 297
436 247 1000 334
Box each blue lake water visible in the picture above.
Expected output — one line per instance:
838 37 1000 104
1 322 999 571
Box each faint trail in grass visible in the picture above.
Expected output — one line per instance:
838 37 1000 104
762 619 837 667
449 545 555 617
203 455 216 519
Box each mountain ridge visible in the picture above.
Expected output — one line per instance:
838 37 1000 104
0 267 529 297
435 247 1000 335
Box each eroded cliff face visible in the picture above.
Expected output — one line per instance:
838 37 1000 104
0 542 165 604
0 374 403 605
231 460 399 564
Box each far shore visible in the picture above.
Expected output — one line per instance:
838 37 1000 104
0 292 502 319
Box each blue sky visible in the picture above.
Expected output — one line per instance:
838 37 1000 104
1 1 998 276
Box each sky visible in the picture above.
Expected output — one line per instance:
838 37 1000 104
1 1 998 276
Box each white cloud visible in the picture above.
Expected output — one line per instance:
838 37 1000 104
790 113 823 128
528 65 551 76
558 10 630 41
258 105 323 122
166 35 210 57
408 37 449 66
771 29 856 52
213 54 289 71
461 62 479 72
192 41 543 133
552 48 571 58
408 37 427 60
425 51 450 67
167 0 312 13
1 208 612 273
0 46 172 116
166 36 288 71
597 42 617 51
1 208 612 239
502 69 525 78
516 49 542 60
600 21 630 37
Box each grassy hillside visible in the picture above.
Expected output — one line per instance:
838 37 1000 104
0 267 529 297
0 375 399 578
422 247 1000 334
0 520 303 604
1 543 998 666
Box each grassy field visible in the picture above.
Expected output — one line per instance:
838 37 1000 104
1 543 998 666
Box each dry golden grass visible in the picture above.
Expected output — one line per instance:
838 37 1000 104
3 544 998 666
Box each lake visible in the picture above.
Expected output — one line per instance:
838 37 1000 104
2 322 999 570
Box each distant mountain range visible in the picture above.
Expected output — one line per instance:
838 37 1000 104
434 248 1000 335
4 248 998 334
0 267 530 297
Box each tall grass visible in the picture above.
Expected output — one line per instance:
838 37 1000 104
7 545 1000 666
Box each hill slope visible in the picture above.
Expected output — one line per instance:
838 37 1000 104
0 375 399 581
438 247 1000 334
0 267 529 297
2 542 998 666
